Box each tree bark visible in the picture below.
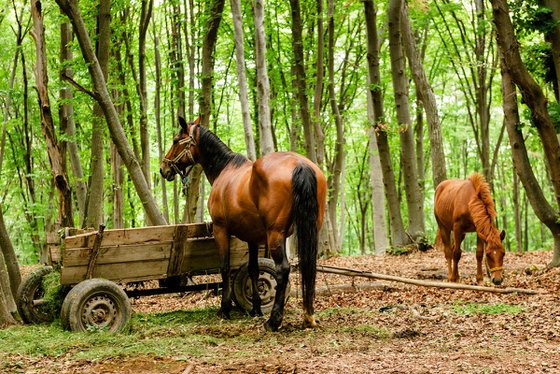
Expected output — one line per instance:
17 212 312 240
387 0 423 239
289 0 317 163
230 0 256 161
367 89 389 255
59 21 87 223
494 0 560 266
85 0 111 228
153 27 169 224
326 0 345 252
56 0 166 226
0 206 20 301
492 0 560 214
139 0 154 190
253 0 275 156
401 3 447 188
363 0 407 247
313 0 326 166
31 0 74 228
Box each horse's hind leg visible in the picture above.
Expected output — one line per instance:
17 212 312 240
214 226 233 319
438 228 453 282
452 228 465 282
264 232 290 332
248 243 263 317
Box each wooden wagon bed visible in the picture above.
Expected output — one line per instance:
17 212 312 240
48 223 250 285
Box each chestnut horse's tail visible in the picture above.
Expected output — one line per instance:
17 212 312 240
292 163 319 316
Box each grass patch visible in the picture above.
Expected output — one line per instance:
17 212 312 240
452 302 525 316
41 271 69 318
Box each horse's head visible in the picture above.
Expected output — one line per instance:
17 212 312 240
160 116 200 181
485 229 506 285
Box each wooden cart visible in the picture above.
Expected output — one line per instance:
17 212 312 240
16 223 280 332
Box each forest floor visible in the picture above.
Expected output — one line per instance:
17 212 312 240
8 247 560 373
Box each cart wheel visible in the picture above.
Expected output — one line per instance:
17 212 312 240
60 279 131 333
232 258 289 314
16 266 54 324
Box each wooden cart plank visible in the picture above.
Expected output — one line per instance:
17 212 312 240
60 259 168 285
62 242 172 267
64 223 212 249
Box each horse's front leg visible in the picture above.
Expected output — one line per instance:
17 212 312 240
248 242 263 317
214 226 232 319
475 235 484 285
264 232 289 332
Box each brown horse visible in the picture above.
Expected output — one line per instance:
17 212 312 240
160 117 327 331
434 172 505 285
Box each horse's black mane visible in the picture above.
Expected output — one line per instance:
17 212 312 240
196 125 248 181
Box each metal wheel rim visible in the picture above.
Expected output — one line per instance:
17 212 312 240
80 294 118 330
244 270 276 306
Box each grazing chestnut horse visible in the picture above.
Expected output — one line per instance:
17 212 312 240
160 117 326 331
434 172 505 285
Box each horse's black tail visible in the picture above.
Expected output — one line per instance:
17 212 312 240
292 163 319 317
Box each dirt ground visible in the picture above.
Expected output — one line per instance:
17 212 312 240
16 248 560 373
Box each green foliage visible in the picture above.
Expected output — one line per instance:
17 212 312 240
452 302 524 316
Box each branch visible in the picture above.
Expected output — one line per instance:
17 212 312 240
316 265 540 295
61 73 99 100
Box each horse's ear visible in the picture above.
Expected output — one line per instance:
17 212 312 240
179 116 188 131
193 115 201 125
500 230 506 241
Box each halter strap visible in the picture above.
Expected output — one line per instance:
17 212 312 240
162 124 198 179
488 266 504 273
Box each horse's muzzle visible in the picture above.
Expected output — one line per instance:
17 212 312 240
492 277 503 286
160 167 175 181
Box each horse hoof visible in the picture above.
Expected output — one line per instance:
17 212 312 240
217 309 231 320
264 320 280 332
303 315 319 329
250 309 264 317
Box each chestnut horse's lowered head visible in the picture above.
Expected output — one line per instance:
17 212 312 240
160 116 201 182
468 173 506 285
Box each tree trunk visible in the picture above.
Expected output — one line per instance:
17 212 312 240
495 1 560 266
186 0 226 223
139 0 154 192
363 0 407 246
512 170 522 253
59 21 87 223
153 27 169 224
401 3 447 188
0 206 20 300
326 0 345 252
31 0 74 228
492 0 560 214
387 0 423 239
289 0 317 163
230 0 256 161
0 268 17 327
367 89 389 255
253 0 274 156
85 0 111 228
313 0 326 166
56 0 166 226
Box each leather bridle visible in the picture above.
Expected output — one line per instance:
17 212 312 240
162 123 198 183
